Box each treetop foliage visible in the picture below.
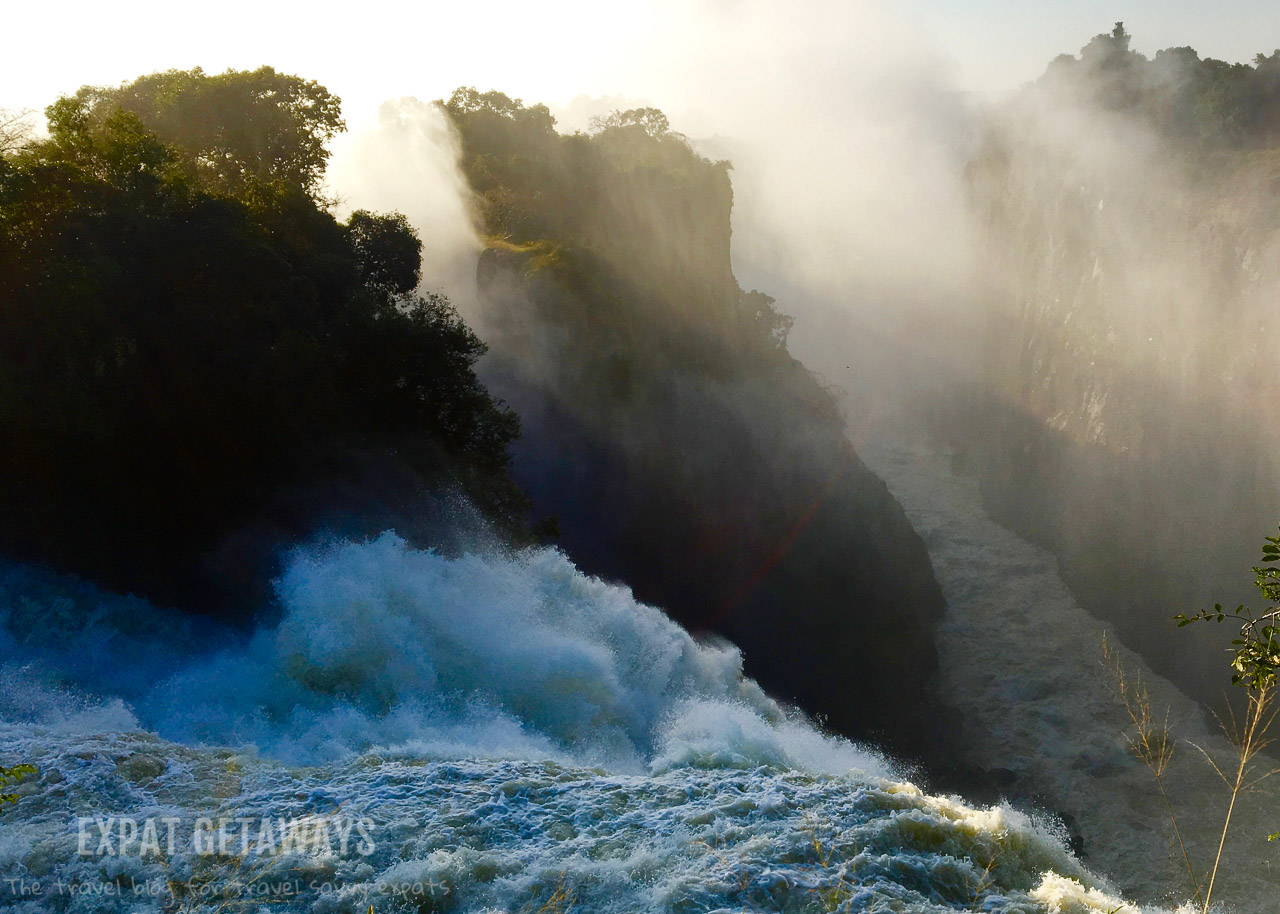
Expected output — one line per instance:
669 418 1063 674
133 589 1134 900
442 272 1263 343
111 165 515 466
64 66 345 199
589 106 673 138
1040 22 1280 146
440 87 744 348
0 70 524 611
445 87 556 133
347 209 423 305
1177 526 1280 691
441 87 727 243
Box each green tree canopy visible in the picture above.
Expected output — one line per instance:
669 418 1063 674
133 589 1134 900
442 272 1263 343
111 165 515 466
65 66 345 199
0 75 524 611
589 107 672 138
1038 24 1280 145
347 209 423 305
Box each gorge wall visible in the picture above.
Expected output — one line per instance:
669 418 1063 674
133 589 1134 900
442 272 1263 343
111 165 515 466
950 99 1280 706
444 94 954 765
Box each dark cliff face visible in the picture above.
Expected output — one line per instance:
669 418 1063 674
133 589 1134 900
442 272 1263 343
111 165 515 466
438 93 959 761
948 113 1280 708
459 163 950 760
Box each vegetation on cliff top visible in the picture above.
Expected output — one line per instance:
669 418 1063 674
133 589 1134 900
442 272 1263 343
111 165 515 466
0 69 525 611
1040 22 1280 147
445 88 794 358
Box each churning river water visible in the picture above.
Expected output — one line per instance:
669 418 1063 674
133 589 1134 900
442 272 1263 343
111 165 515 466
1 440 1262 912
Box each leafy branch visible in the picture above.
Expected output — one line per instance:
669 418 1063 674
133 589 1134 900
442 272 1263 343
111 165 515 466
1175 527 1280 691
1172 524 1280 912
0 108 33 157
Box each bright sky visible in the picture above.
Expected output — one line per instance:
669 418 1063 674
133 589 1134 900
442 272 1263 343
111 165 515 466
900 0 1280 95
4 0 1278 126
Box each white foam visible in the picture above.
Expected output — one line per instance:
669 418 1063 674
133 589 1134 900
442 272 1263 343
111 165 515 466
2 534 873 774
0 530 1156 913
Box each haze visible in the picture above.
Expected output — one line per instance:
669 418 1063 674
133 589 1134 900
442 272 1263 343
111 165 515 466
6 0 1275 117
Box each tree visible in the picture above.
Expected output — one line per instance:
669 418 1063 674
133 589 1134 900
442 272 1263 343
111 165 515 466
741 290 794 350
1173 527 1280 912
446 87 552 121
40 101 179 188
0 76 526 611
1177 526 1280 691
0 109 32 158
67 67 345 199
589 107 672 138
1038 26 1280 146
347 210 423 305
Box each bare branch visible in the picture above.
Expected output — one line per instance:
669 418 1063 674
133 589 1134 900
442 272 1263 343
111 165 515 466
0 107 34 156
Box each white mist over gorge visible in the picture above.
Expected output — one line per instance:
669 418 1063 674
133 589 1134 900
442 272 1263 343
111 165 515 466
2 2 1279 912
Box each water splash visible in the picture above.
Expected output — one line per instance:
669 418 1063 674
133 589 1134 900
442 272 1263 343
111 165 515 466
0 532 1151 912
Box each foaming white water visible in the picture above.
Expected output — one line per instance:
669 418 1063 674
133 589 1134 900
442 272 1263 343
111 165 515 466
862 439 1278 911
0 531 1151 912
2 534 881 775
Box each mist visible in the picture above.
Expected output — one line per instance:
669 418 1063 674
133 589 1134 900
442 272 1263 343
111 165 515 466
333 19 1280 898
327 99 482 309
319 0 1280 727
323 7 1280 873
319 1 973 775
325 0 989 459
